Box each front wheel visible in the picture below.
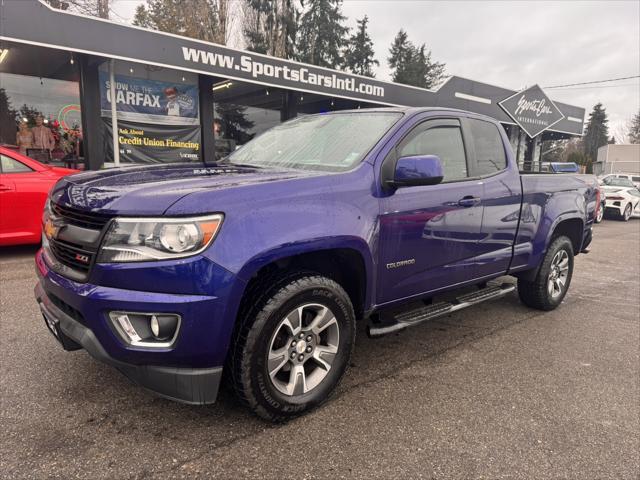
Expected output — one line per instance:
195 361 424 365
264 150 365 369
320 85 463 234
518 236 574 311
229 274 355 422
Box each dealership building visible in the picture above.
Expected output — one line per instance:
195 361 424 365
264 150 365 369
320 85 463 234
0 0 586 171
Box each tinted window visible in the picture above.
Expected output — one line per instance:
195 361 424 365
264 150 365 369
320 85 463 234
467 119 507 176
0 154 33 173
632 176 640 182
398 126 468 181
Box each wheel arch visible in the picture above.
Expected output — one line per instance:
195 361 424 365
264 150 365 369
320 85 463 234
235 237 374 321
548 216 584 254
517 216 584 282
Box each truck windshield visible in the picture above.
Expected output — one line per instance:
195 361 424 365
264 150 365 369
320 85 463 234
222 112 402 172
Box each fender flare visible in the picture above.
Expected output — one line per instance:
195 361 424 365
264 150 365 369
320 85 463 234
235 235 376 309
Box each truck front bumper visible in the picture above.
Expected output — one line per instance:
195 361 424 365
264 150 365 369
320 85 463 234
34 249 241 405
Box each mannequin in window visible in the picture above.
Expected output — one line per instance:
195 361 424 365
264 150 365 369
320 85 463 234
32 115 56 152
16 121 34 155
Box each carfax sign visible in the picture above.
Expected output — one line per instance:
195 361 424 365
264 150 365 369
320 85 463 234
499 85 564 138
99 72 199 126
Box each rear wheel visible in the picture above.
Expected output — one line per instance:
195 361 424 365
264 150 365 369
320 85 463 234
229 273 355 422
595 204 604 223
621 203 632 221
518 236 574 311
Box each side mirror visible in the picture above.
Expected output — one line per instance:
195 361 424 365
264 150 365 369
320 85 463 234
392 154 444 187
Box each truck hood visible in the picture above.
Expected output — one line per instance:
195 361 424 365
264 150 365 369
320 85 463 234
50 163 314 215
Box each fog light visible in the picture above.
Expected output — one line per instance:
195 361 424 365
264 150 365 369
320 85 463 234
109 311 181 348
150 315 160 337
149 314 179 341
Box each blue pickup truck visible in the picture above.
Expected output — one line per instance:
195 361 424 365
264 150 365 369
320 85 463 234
35 108 598 421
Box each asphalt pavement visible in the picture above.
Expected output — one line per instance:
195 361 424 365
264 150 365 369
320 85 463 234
1 219 638 479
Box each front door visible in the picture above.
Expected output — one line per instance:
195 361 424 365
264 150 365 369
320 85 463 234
377 118 484 305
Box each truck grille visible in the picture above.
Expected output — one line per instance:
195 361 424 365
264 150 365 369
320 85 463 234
51 202 112 230
48 239 94 273
46 202 112 281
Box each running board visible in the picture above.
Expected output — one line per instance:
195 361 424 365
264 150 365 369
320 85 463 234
367 283 516 338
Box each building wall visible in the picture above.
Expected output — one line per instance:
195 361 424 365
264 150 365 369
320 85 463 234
596 144 640 174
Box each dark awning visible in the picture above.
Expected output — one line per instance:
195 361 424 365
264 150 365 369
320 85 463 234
0 0 585 137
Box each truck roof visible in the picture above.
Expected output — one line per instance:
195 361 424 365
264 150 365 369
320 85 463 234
325 106 500 123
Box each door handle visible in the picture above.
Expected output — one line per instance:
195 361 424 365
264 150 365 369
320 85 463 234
0 184 13 192
458 196 480 207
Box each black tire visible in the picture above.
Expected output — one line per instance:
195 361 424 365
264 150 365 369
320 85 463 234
518 236 574 311
229 273 355 422
621 203 632 222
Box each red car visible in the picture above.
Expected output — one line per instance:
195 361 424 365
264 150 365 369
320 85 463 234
0 147 78 246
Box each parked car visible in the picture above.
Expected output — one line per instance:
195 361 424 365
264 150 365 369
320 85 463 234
34 108 598 421
540 162 580 173
0 147 78 246
599 173 640 189
595 186 605 223
602 178 640 221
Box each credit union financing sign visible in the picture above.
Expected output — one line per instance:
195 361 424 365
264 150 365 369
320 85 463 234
499 85 564 138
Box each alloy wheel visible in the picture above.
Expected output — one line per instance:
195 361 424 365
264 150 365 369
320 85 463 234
267 303 340 396
547 249 570 298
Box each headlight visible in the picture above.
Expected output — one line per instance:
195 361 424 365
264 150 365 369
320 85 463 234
97 214 223 263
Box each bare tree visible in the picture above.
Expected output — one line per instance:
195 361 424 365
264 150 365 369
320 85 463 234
133 0 234 45
45 0 110 19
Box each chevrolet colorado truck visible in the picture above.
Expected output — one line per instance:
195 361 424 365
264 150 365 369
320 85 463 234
35 108 599 421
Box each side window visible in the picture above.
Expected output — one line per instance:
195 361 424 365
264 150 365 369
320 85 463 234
1 154 33 173
398 126 468 182
466 118 507 176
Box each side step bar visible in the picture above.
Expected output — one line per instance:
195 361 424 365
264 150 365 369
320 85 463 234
367 283 516 338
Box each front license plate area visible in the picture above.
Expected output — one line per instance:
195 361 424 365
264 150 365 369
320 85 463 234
41 305 82 351
42 309 62 344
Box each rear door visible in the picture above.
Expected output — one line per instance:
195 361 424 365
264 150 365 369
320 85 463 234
462 117 522 278
377 117 484 304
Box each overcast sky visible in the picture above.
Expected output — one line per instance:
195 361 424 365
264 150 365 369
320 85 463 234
111 0 639 139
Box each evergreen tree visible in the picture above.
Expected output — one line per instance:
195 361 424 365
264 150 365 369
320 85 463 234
388 30 445 88
244 0 298 58
581 103 609 164
133 0 228 44
214 103 255 144
388 30 413 85
629 111 640 144
296 0 348 68
0 88 17 145
344 16 378 77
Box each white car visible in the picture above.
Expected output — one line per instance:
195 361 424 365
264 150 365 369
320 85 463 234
602 178 640 221
599 173 640 189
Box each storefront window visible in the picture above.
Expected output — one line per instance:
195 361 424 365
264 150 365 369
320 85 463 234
212 82 285 159
99 61 201 166
0 43 82 166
